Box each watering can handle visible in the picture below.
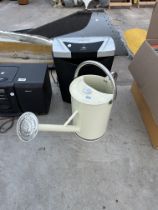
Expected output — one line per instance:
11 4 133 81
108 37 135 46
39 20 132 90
74 60 117 100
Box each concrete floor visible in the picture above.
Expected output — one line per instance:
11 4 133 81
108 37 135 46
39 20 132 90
0 1 158 210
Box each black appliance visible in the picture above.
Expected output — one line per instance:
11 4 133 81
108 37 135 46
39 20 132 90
0 64 52 116
52 36 115 102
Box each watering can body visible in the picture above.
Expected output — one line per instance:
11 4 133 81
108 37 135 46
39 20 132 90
71 93 113 140
70 73 114 140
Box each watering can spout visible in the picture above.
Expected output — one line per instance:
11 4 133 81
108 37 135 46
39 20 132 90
38 124 79 133
17 111 80 142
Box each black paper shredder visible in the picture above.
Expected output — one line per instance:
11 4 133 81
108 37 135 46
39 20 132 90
52 36 115 103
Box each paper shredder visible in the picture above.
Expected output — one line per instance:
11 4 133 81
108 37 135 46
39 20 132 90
52 36 115 102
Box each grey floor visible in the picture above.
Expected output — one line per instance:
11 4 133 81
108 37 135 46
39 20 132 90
0 1 158 210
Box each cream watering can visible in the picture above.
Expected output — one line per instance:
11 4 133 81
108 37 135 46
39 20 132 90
16 60 117 142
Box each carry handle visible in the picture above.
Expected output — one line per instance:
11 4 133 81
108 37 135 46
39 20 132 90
74 60 117 101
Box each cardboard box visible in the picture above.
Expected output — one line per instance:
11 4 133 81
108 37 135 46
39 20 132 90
129 2 158 125
131 82 158 149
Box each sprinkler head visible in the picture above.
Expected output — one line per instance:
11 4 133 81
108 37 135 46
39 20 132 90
16 112 39 142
